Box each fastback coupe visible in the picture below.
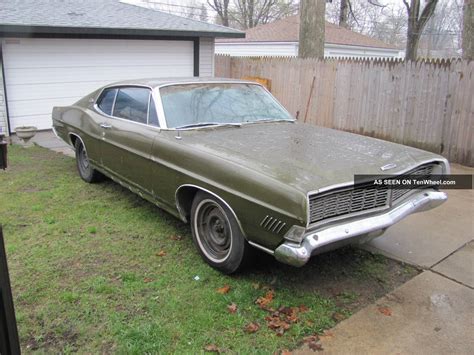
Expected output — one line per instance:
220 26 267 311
53 78 449 274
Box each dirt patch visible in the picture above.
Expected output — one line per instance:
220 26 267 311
247 246 420 315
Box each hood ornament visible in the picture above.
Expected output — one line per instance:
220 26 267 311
380 163 397 171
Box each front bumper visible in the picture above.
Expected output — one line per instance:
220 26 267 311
274 189 447 267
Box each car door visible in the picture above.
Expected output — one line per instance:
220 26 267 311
100 86 159 196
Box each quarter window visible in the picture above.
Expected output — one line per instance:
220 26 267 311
113 87 150 124
96 88 117 115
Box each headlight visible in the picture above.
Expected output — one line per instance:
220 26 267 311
284 225 306 243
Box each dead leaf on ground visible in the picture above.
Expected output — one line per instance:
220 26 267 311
227 303 237 314
170 235 182 241
204 344 220 353
244 322 260 333
308 342 323 351
143 277 153 283
280 350 292 355
299 304 309 313
255 290 274 309
318 330 335 341
332 312 346 322
302 334 319 344
252 282 260 290
156 250 166 257
378 306 393 316
217 285 231 294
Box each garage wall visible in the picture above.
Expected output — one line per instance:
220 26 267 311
2 38 195 130
200 37 215 77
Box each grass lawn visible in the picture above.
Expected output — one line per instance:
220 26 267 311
1 145 419 353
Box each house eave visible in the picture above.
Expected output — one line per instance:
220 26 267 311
0 24 246 39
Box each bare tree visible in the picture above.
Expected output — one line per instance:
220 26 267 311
463 0 474 59
299 0 326 58
339 0 350 28
232 0 298 29
208 0 231 26
403 0 439 60
200 4 209 22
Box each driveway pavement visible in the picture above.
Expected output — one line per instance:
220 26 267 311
297 163 473 354
12 131 474 354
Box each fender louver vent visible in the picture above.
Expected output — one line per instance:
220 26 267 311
260 216 286 234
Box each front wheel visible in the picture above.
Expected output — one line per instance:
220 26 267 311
75 139 103 183
190 192 253 274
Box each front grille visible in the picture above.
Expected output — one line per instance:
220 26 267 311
308 163 438 225
391 163 436 202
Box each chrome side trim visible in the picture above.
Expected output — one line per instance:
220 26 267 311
276 189 448 267
175 184 247 238
68 133 86 152
248 241 274 255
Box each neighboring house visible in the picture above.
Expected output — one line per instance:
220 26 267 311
216 15 401 59
0 0 243 133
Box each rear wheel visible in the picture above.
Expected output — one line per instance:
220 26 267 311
191 192 253 274
74 139 103 183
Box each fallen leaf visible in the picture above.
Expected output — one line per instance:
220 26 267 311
308 342 323 351
318 330 335 341
217 285 231 294
170 235 182 241
227 303 237 314
299 304 309 313
256 290 274 309
204 344 220 353
244 322 260 333
332 312 345 322
252 282 260 290
281 350 292 355
156 250 166 257
378 306 392 316
143 277 153 283
302 335 319 344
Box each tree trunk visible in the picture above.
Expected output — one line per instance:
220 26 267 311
339 0 350 29
298 0 326 58
463 0 474 59
404 0 438 61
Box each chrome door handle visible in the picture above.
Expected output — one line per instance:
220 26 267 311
100 123 112 129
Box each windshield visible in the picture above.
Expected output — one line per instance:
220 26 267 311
159 83 293 129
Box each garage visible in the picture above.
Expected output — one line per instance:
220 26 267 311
0 0 244 134
3 38 194 130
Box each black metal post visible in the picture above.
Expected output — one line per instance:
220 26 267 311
0 225 20 354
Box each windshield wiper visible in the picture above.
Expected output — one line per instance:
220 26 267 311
175 122 241 129
245 118 295 124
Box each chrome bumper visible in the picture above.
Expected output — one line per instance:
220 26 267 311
274 190 447 267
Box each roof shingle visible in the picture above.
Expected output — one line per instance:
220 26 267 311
217 15 395 49
0 0 244 38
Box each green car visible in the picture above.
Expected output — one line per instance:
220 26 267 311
52 78 449 274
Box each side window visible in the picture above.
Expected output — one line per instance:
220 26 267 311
148 96 159 127
96 88 117 115
113 87 150 124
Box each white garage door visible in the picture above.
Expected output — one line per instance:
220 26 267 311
2 38 194 130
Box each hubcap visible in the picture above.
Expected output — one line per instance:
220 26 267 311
78 145 90 176
195 200 232 262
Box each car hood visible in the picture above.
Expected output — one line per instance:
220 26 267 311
180 122 444 193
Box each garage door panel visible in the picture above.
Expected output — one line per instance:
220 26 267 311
9 97 82 118
6 65 193 85
3 38 194 130
7 54 193 69
5 38 193 53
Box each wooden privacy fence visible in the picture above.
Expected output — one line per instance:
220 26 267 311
215 55 473 166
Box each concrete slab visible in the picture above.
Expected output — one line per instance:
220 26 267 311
296 271 474 355
433 241 474 288
365 164 474 268
11 130 74 157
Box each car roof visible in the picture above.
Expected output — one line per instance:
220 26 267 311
104 77 258 89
